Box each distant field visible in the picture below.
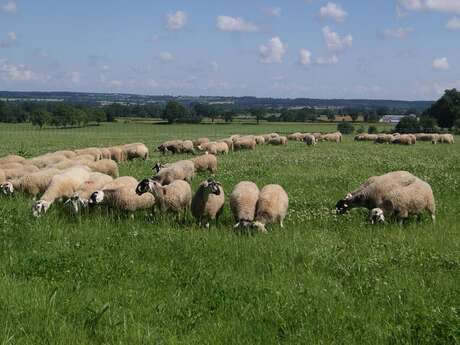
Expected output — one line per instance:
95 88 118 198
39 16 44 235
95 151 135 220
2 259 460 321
0 122 458 344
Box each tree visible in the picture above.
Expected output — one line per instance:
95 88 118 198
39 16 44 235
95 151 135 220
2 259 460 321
163 101 187 123
423 88 460 128
350 112 359 122
223 111 234 123
30 109 50 129
327 113 336 121
395 116 420 133
337 122 354 134
419 116 437 133
250 108 266 124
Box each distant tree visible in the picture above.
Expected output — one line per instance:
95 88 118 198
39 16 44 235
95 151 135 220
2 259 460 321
419 116 437 133
423 88 460 128
30 109 50 129
395 116 420 133
250 108 266 125
223 111 234 123
350 112 359 122
337 122 354 134
326 112 336 121
163 101 188 123
368 125 378 134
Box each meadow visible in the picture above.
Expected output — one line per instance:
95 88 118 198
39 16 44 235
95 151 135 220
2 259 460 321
0 122 458 345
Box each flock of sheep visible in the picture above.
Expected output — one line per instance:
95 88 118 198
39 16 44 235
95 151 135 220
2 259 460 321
0 128 449 230
354 132 455 145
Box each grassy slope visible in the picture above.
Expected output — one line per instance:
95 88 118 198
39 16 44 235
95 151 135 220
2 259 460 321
0 122 458 345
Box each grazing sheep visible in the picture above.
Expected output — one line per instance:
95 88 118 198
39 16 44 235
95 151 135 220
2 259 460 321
32 166 91 217
191 179 225 228
123 143 149 160
53 150 77 159
321 132 342 143
335 171 419 216
391 134 416 145
0 155 25 164
234 138 256 151
191 154 218 173
230 134 241 141
267 136 288 145
67 172 114 214
193 138 210 147
437 134 455 144
369 177 435 225
108 146 126 162
178 140 195 154
288 132 303 141
1 168 60 198
230 181 260 229
75 148 102 161
0 169 5 184
312 133 322 141
218 138 234 151
252 184 289 233
303 134 317 146
374 134 393 144
25 154 68 169
3 165 40 180
254 136 266 145
87 159 119 178
136 179 191 215
90 178 155 214
99 148 112 160
198 142 218 155
158 140 183 154
152 160 195 185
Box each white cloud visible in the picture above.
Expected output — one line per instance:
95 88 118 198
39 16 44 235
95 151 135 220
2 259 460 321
70 72 80 84
380 27 414 39
432 57 449 70
319 2 348 22
210 61 219 72
1 1 16 14
166 10 187 31
322 26 352 51
398 0 460 13
446 16 460 30
299 49 312 65
216 16 259 32
258 36 287 64
263 6 281 17
0 31 17 47
7 31 16 41
159 51 175 63
315 55 339 65
147 79 159 88
109 80 123 88
0 60 45 81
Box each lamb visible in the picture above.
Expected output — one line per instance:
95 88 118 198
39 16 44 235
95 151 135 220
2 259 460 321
233 138 256 151
123 143 149 160
75 148 102 160
32 166 92 217
136 179 191 215
369 177 435 225
303 134 317 146
0 155 25 164
3 165 40 180
87 159 119 178
252 184 289 233
90 177 155 214
191 179 225 228
230 181 260 229
191 154 218 173
152 160 195 185
67 172 114 214
267 136 288 145
1 168 60 198
193 138 210 147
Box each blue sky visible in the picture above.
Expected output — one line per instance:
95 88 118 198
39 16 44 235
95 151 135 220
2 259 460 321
0 0 459 100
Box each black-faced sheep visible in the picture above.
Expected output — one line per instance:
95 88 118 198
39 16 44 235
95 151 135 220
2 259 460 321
191 179 225 228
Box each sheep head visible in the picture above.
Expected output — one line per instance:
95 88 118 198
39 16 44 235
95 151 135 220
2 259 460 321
67 193 87 214
0 182 14 196
203 178 221 196
136 179 154 196
251 221 268 234
335 193 353 215
32 200 51 217
369 208 385 224
152 162 164 174
89 190 105 205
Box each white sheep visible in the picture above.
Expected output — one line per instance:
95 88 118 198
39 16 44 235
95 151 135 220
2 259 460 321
25 154 68 169
0 169 5 184
191 154 217 173
123 143 149 160
87 159 119 178
32 166 92 217
152 160 195 185
252 184 289 233
0 155 25 164
75 148 103 160
303 134 317 146
230 181 260 229
3 165 40 180
191 179 225 228
1 168 60 198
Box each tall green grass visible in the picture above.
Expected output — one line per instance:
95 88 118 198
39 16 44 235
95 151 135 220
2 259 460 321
0 122 458 344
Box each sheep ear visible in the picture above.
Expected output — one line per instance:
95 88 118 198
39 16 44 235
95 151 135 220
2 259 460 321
345 193 352 200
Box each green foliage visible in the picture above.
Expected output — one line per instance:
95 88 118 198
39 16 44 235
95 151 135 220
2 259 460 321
368 125 379 134
337 121 355 134
163 101 192 124
395 116 420 133
423 88 460 128
419 116 438 133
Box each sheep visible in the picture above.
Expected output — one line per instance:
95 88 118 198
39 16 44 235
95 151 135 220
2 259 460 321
197 142 218 155
254 135 266 145
218 138 234 151
215 142 229 155
252 184 289 233
374 134 393 144
369 177 435 225
416 133 438 142
158 140 182 154
193 138 210 147
230 134 241 141
25 154 68 169
67 172 114 214
191 154 218 173
335 171 419 216
53 150 77 159
75 148 102 160
391 134 416 145
3 165 40 180
234 138 256 151
32 166 91 217
178 140 195 154
136 179 191 215
152 160 195 185
90 178 155 214
0 162 24 170
99 148 112 160
303 134 317 146
230 181 260 229
108 146 126 162
288 132 303 141
87 159 119 178
1 168 60 198
267 136 288 145
321 132 341 143
437 134 455 144
0 169 5 184
123 143 149 160
312 132 322 141
0 155 25 164
191 179 225 228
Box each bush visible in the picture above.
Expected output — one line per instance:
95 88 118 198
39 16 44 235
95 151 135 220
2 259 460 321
356 126 365 134
419 116 438 133
395 116 420 133
337 122 355 134
368 125 378 134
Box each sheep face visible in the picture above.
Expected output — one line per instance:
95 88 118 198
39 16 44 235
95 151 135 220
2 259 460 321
251 221 268 234
335 193 353 214
152 163 164 174
369 208 385 224
67 193 87 214
203 179 221 196
89 191 105 205
233 220 252 229
136 179 154 196
32 200 50 217
0 182 14 196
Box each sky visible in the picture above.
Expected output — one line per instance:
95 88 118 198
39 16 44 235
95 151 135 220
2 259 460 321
0 0 459 100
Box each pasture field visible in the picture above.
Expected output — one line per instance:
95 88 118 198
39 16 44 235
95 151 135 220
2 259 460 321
0 122 458 345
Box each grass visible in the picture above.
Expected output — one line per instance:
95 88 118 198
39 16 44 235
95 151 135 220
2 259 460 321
0 122 458 344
